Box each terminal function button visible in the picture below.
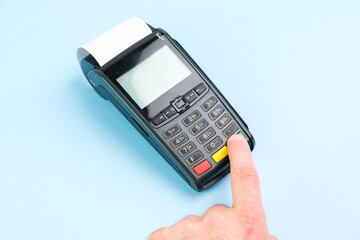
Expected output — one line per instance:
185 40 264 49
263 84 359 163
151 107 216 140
182 110 201 127
183 90 197 103
197 127 215 144
170 133 189 148
238 131 245 137
215 113 231 129
172 96 190 113
178 142 196 156
163 105 177 118
186 151 204 165
193 83 207 95
189 119 209 135
201 96 217 112
212 146 228 163
193 160 211 175
208 105 224 120
151 112 166 125
163 124 181 139
223 123 238 138
175 99 186 108
204 136 223 153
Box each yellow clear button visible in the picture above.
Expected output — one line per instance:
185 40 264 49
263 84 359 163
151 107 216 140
212 146 228 163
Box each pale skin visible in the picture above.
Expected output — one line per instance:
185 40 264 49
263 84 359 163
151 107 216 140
148 134 278 240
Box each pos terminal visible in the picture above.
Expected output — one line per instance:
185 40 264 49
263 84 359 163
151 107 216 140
77 17 255 191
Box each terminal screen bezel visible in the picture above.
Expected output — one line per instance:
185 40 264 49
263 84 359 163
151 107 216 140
103 31 203 120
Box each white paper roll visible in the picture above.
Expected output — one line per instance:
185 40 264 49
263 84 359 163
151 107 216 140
77 17 152 67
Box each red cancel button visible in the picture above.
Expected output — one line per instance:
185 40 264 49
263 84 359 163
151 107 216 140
193 160 211 175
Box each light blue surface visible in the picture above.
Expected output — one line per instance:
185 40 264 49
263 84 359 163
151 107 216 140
1 1 360 239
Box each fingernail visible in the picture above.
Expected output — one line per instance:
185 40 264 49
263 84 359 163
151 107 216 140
228 134 246 144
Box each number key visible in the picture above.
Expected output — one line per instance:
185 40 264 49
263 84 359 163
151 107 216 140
197 127 215 144
163 124 181 139
208 105 224 120
170 133 189 148
182 110 201 127
201 96 217 112
215 113 231 129
204 136 223 153
189 119 209 135
178 142 196 156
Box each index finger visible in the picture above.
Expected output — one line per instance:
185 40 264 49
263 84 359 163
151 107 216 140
227 134 262 210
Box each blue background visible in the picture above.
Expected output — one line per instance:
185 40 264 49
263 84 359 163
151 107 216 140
1 0 359 239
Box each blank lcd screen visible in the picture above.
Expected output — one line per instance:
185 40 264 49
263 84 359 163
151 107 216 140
116 45 191 109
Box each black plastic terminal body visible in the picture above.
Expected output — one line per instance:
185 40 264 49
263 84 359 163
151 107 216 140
78 27 255 192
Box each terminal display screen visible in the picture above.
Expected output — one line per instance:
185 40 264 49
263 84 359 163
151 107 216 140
116 45 191 109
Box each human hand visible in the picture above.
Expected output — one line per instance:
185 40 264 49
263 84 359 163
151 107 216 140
148 134 278 240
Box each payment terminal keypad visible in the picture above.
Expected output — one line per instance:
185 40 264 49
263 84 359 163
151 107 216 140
158 85 248 178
